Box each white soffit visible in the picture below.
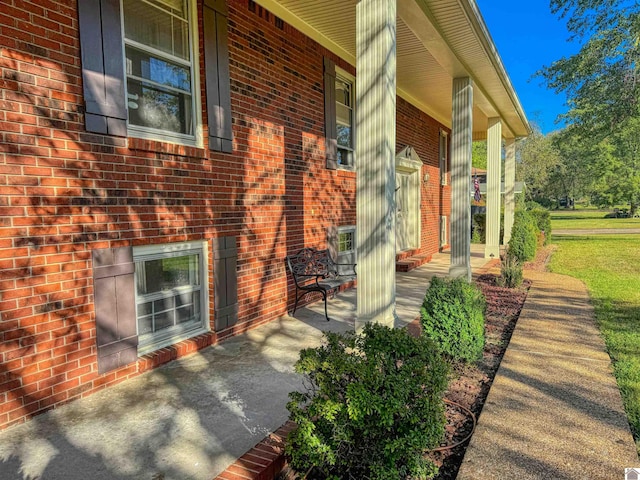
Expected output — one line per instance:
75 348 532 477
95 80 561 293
419 0 529 137
251 0 530 138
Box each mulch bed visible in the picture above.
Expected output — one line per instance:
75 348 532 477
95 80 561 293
427 244 555 479
426 273 531 479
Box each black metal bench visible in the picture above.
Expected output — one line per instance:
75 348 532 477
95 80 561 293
286 247 357 321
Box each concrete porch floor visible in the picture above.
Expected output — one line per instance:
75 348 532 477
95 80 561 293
0 246 491 480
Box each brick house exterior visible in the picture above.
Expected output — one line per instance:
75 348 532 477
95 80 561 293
0 0 451 431
0 0 527 432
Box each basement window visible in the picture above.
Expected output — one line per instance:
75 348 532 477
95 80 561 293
336 225 356 275
134 241 209 355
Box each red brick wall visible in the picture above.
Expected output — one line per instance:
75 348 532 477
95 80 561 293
226 0 357 323
0 0 447 430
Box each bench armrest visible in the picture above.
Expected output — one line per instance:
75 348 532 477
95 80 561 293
330 262 357 276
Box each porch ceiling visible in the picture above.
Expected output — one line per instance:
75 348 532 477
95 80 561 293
253 0 530 139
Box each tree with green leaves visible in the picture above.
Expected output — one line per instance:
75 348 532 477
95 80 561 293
517 126 562 204
589 117 640 214
539 0 640 137
472 141 487 171
549 127 596 207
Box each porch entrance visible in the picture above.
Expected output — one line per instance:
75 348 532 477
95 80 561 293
396 171 413 251
395 146 423 253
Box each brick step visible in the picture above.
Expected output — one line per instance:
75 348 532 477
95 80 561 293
214 421 295 480
395 253 432 272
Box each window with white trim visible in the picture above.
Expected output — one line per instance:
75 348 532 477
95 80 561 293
338 229 354 254
134 241 209 354
336 225 356 275
123 0 199 143
439 130 448 185
336 73 355 168
440 215 448 248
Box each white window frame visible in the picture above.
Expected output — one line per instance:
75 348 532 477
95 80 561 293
335 68 356 170
337 225 356 256
121 0 203 148
439 130 448 186
133 240 209 355
440 215 448 248
336 225 356 275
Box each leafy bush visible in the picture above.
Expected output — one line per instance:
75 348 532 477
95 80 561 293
471 213 504 244
471 213 486 243
528 208 552 245
526 200 548 210
508 210 538 262
420 276 486 364
498 250 523 288
286 323 449 480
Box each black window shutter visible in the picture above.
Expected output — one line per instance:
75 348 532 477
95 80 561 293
324 57 338 170
77 0 127 137
213 236 238 330
204 0 233 153
92 247 138 374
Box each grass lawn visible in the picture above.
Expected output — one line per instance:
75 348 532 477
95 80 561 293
549 232 640 449
550 210 640 230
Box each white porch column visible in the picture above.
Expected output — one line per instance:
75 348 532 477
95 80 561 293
485 117 502 259
503 137 516 245
355 0 397 330
449 77 473 281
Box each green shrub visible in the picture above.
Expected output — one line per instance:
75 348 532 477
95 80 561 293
528 208 551 245
420 276 486 364
525 200 545 210
471 212 504 244
529 197 555 209
508 210 538 262
286 323 449 480
471 213 485 243
498 250 523 288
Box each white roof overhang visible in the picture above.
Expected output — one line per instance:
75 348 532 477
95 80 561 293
253 0 530 139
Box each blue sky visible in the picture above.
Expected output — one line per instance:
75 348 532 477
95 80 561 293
475 1 582 134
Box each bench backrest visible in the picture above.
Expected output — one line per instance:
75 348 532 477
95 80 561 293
286 248 335 279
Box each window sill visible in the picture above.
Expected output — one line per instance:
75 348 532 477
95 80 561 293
138 330 216 372
128 136 207 159
137 326 210 357
336 167 356 176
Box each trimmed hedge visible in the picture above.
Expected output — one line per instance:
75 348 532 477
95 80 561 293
528 208 552 245
471 213 504 244
286 323 449 480
420 276 486 364
471 213 486 243
508 210 538 262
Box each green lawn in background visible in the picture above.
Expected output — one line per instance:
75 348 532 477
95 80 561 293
551 210 640 230
549 232 640 449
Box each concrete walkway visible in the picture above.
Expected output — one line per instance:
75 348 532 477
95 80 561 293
458 270 638 479
0 247 488 480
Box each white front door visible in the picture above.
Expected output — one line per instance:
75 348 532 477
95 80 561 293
395 146 423 254
396 171 412 252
